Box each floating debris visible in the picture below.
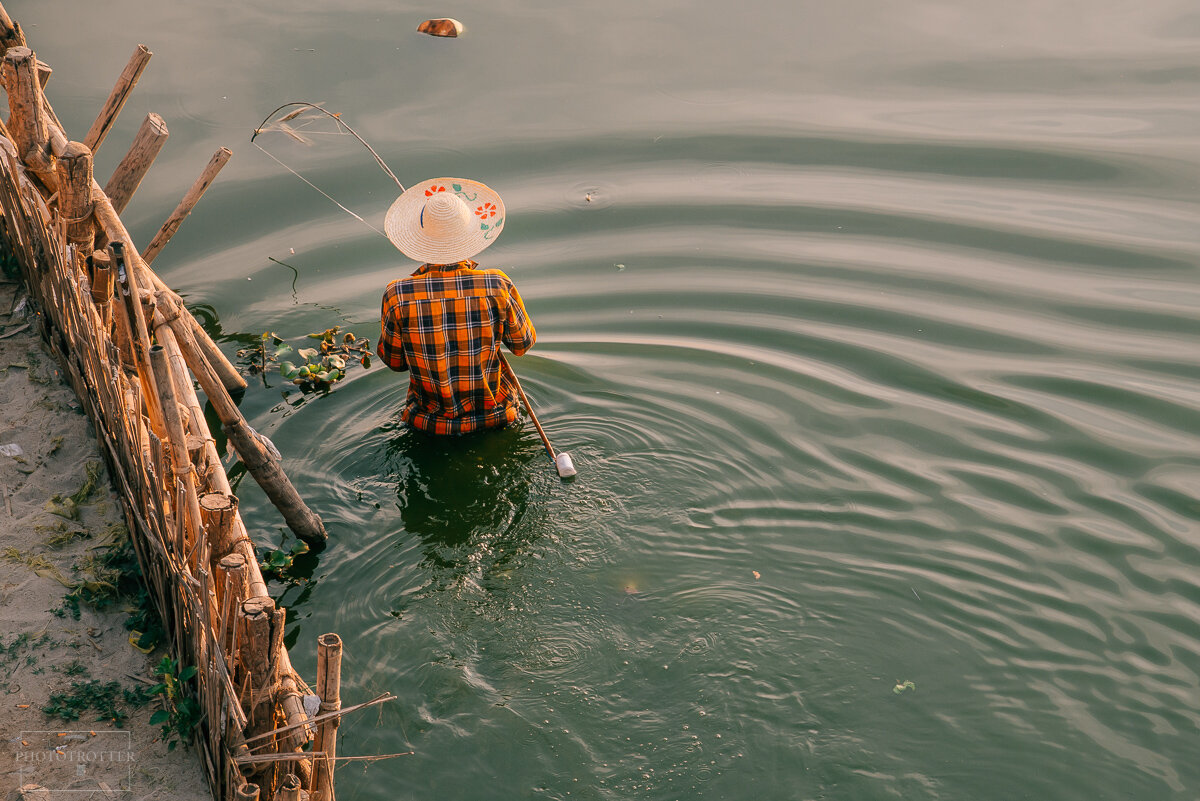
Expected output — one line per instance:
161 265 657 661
418 18 464 37
280 326 373 391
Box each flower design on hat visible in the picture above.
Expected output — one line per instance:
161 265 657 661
475 202 497 220
425 185 446 197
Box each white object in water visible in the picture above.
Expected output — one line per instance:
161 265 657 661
555 452 577 478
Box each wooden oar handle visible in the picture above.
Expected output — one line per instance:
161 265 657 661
499 353 557 462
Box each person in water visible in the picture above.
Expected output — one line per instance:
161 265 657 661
377 178 536 435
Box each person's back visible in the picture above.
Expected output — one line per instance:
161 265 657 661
377 179 536 434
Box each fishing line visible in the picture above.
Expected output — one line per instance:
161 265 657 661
251 140 389 239
251 101 405 240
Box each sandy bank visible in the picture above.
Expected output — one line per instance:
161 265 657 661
0 276 212 800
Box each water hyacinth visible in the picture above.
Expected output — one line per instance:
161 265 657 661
279 325 373 390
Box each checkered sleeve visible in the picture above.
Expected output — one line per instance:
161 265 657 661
377 283 409 372
502 280 536 356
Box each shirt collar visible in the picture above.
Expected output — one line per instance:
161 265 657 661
414 260 477 276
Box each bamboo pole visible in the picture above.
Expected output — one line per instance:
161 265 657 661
276 676 313 750
1 46 53 186
88 249 113 323
311 633 343 801
149 344 205 567
235 784 260 801
54 141 95 250
110 241 167 441
104 111 168 214
278 773 304 801
0 3 25 51
200 491 239 559
159 289 327 545
239 596 283 791
108 251 140 375
142 146 232 265
215 552 249 658
82 43 152 155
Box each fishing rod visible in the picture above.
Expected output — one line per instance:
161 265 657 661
252 103 578 479
252 101 405 191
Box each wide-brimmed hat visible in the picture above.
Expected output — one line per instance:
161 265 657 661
384 178 505 264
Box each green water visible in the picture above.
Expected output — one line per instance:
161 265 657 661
22 0 1200 798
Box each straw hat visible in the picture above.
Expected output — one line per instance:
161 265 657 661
384 178 505 264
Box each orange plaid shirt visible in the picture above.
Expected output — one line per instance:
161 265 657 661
377 261 536 435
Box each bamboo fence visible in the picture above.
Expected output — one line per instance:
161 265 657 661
0 7 385 800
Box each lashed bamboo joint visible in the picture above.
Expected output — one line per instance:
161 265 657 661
0 7 364 800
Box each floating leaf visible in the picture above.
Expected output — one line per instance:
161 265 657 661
893 680 916 694
279 361 300 379
297 348 319 361
360 354 371 368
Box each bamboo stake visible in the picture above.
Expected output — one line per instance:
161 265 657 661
110 241 166 441
142 147 232 265
276 676 313 749
149 344 204 568
54 141 95 250
0 3 25 51
82 44 152 155
88 249 113 324
2 46 53 186
200 491 239 557
159 290 327 545
186 430 206 467
216 552 248 659
150 312 209 458
104 112 168 215
311 633 343 801
239 596 282 791
278 774 304 801
108 251 139 374
235 783 259 801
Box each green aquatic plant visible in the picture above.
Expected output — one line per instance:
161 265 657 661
279 326 372 390
893 679 916 695
259 539 310 579
238 331 291 377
